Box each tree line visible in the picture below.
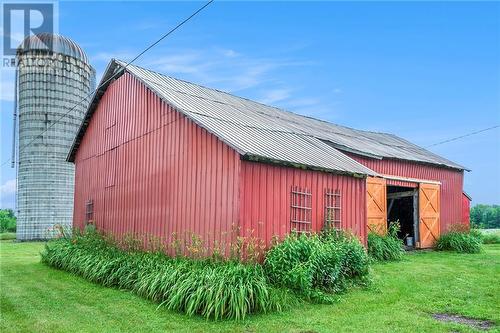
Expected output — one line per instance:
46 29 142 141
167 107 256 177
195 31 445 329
0 209 16 233
470 204 500 229
1 205 499 234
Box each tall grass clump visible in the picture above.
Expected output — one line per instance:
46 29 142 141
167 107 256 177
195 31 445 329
481 232 500 244
367 222 405 262
264 230 369 303
466 227 500 244
41 229 293 320
436 225 482 253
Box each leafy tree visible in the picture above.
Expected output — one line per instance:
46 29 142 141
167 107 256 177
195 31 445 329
470 204 500 229
0 209 16 232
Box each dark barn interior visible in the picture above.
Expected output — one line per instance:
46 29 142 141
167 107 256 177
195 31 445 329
387 186 418 247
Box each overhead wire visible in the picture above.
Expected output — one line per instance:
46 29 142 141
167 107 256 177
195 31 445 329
2 0 214 168
426 125 499 148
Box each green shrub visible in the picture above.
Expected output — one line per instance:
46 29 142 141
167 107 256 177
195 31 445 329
459 226 499 245
436 229 482 254
41 231 292 320
367 222 405 262
264 231 369 303
481 233 500 244
0 209 16 233
0 232 16 240
468 226 484 242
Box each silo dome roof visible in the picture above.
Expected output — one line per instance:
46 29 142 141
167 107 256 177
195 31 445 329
17 33 90 63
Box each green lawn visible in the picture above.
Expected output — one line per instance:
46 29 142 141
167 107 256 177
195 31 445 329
1 241 498 333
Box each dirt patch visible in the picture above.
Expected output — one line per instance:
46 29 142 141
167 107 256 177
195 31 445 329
433 313 494 330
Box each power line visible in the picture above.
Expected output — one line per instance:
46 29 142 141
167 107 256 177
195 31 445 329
2 0 214 168
426 125 500 148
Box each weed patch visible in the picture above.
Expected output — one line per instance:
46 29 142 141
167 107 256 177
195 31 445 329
367 222 405 261
0 232 16 241
481 233 500 244
41 231 294 320
436 226 482 253
264 230 369 303
41 228 373 320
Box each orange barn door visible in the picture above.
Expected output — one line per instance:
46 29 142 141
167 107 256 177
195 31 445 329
367 177 387 235
418 183 440 248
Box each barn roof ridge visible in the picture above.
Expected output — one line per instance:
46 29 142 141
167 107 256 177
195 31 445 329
68 59 467 173
132 71 426 163
123 61 407 138
133 74 398 146
117 62 378 176
117 60 467 171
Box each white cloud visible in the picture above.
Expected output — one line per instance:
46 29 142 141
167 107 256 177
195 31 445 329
274 96 340 121
89 46 336 121
138 47 313 94
259 88 293 104
89 44 318 98
221 49 239 58
0 179 16 195
282 97 322 109
147 51 211 75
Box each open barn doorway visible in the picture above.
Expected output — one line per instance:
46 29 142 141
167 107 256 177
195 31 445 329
387 185 418 248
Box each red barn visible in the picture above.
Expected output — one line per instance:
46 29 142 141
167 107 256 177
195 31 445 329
68 59 469 250
462 192 472 226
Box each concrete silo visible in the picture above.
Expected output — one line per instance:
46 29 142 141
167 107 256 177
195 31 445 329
13 33 95 240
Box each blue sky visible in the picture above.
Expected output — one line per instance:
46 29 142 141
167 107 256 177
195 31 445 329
1 1 499 208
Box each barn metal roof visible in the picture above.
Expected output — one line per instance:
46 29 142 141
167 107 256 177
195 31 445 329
68 59 466 174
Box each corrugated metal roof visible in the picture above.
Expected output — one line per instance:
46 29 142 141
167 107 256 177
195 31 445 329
122 60 377 176
68 60 376 176
69 59 465 174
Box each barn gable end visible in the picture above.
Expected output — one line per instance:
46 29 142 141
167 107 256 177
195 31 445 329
73 73 241 247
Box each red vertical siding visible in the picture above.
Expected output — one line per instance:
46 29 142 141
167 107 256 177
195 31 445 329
462 193 471 226
239 161 367 245
345 153 466 232
73 73 241 247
